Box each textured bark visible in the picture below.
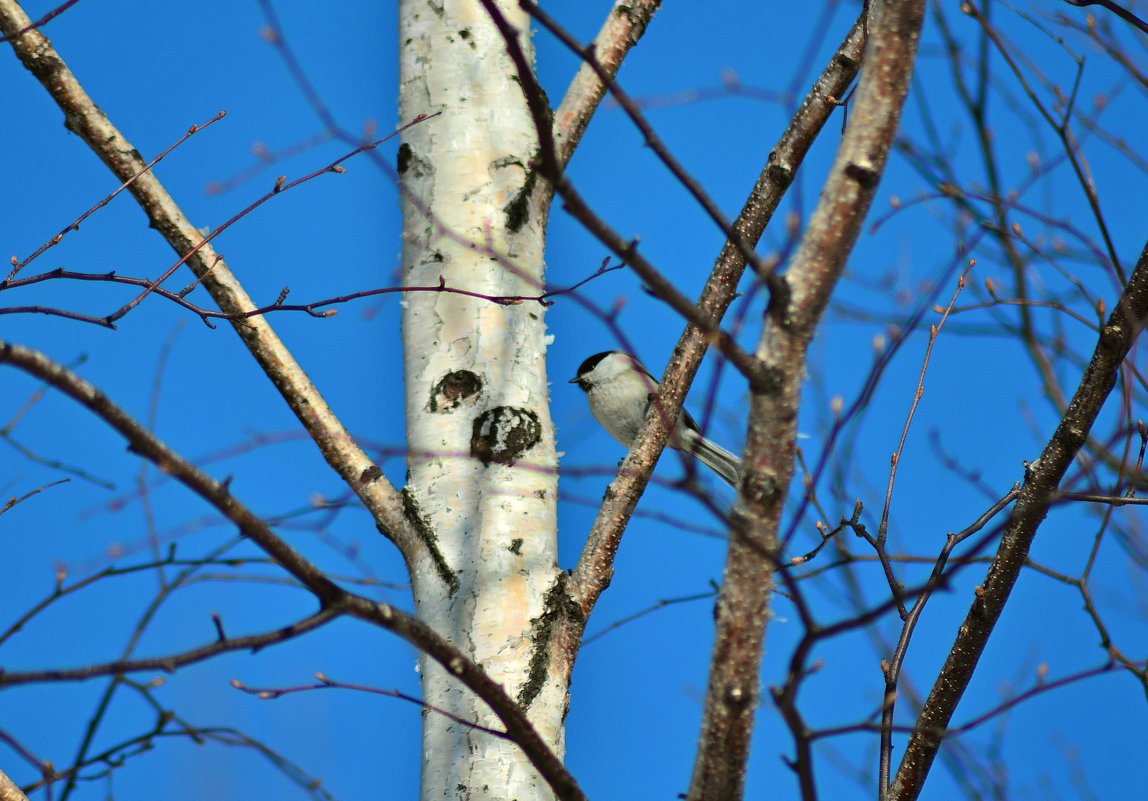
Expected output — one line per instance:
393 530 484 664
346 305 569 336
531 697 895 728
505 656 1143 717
888 238 1148 800
538 9 869 765
0 770 30 801
398 3 564 800
687 3 926 800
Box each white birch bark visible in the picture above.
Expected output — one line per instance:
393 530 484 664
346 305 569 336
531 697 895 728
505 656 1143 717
398 3 564 800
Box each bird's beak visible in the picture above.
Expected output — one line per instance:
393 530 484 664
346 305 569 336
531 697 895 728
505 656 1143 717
568 377 581 385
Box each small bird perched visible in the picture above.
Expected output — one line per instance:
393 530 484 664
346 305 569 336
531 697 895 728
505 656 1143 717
569 351 742 487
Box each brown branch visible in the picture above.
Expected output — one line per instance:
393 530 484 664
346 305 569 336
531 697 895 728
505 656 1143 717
876 486 1021 798
256 0 341 134
0 611 339 686
873 265 974 622
545 0 662 171
1056 12 1148 90
769 494 1020 801
1055 490 1148 506
0 261 623 327
0 478 68 517
581 587 719 646
812 659 1136 743
205 129 337 195
549 10 869 714
233 674 510 739
5 111 226 282
0 0 426 568
963 0 1124 283
0 341 587 801
0 0 78 43
523 0 767 277
889 236 1148 800
1062 0 1148 35
689 2 927 800
783 231 989 552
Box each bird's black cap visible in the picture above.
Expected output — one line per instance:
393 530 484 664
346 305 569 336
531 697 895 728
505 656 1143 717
569 351 613 383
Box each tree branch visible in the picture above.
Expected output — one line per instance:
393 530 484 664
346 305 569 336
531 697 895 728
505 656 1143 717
0 340 587 801
477 2 869 722
0 0 425 567
688 2 926 799
0 611 339 686
889 236 1148 800
573 9 867 590
546 0 662 171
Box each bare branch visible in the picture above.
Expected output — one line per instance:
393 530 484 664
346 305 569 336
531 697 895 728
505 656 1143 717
0 479 68 517
690 2 927 799
0 341 587 801
0 0 426 567
233 674 510 739
889 237 1148 800
0 0 79 43
0 260 623 327
0 611 339 686
546 0 662 170
1061 0 1148 35
524 0 768 277
5 111 225 282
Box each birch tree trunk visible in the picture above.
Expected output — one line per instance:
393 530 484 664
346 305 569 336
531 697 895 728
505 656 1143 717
398 3 564 800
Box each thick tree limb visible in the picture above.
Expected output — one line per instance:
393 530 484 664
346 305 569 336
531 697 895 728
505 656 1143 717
688 3 926 800
546 0 662 171
889 237 1148 800
483 0 868 712
571 14 867 616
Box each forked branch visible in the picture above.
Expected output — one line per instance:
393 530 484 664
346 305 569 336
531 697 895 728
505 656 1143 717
0 340 587 801
690 2 926 799
0 0 423 567
889 237 1148 800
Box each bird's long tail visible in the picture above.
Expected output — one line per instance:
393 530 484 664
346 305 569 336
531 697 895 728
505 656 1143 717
690 437 742 488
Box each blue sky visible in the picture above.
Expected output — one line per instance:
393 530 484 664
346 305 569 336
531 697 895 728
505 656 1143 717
2 1 1146 800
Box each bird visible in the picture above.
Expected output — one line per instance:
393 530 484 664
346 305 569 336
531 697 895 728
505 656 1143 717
569 351 742 487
